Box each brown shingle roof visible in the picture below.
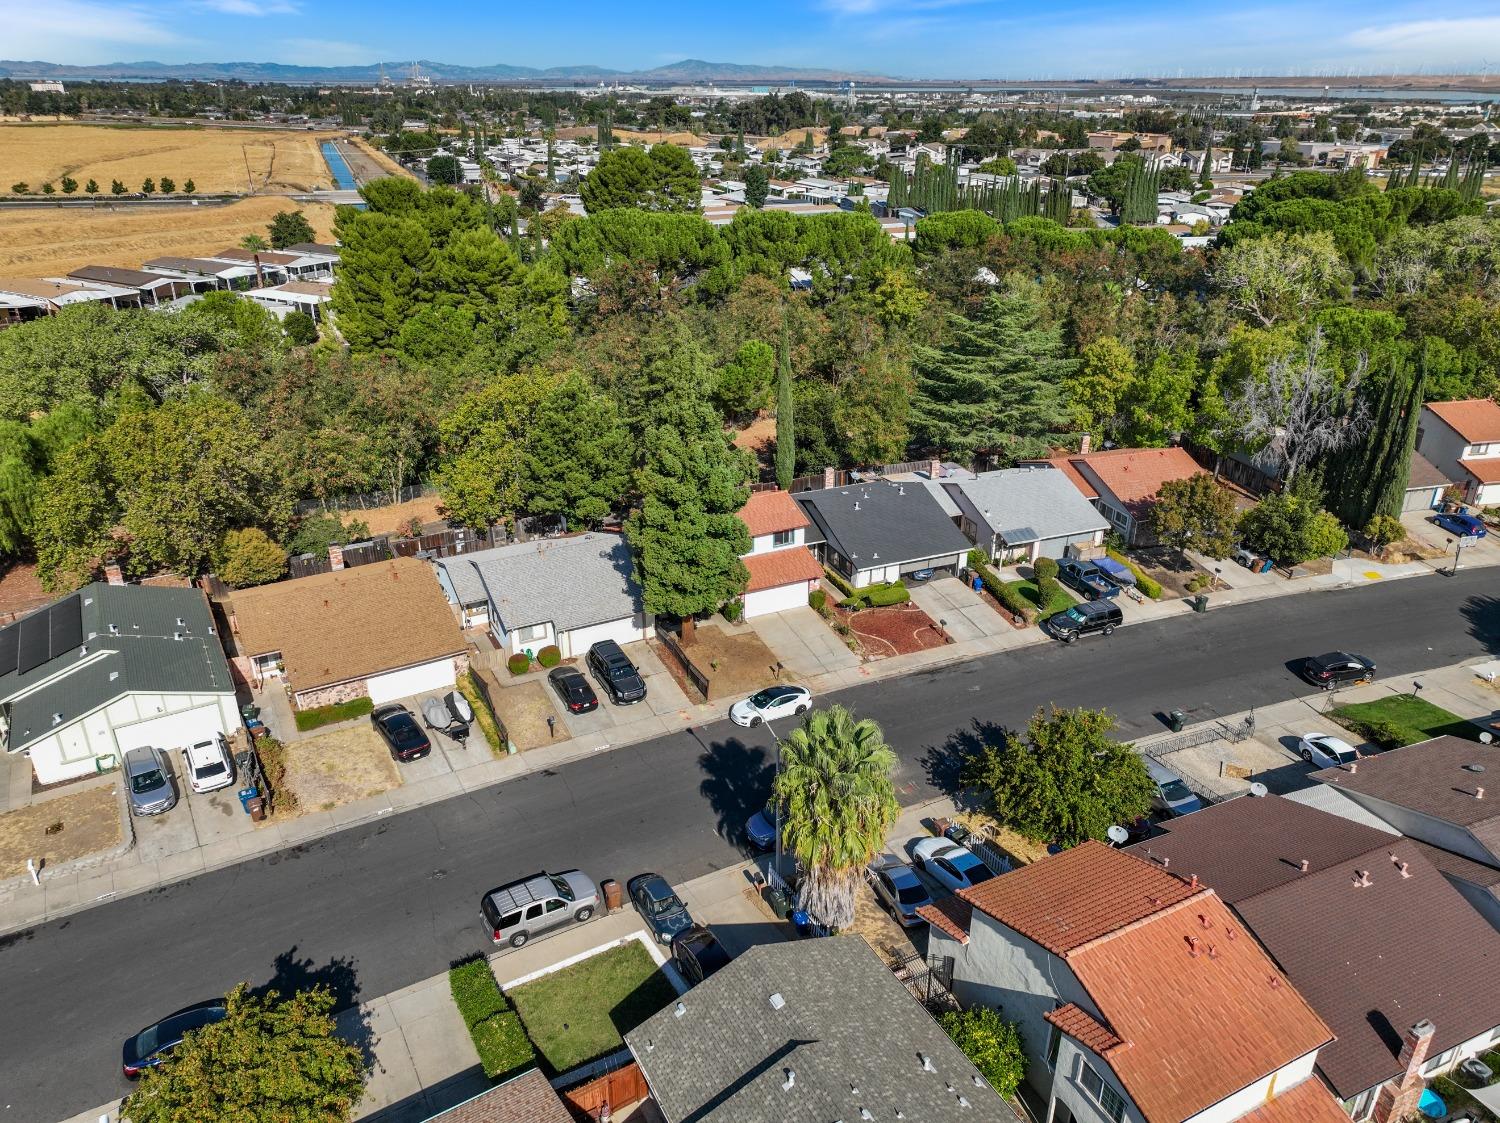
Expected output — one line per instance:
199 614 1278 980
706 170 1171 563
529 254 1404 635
740 490 811 537
742 546 823 593
917 896 971 944
1045 455 1098 499
1234 1077 1351 1123
68 265 175 288
1406 449 1453 490
1426 398 1500 444
230 558 464 693
425 1068 572 1122
960 840 1200 956
1408 839 1500 888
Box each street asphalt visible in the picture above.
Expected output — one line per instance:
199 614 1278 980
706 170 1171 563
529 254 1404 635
6 570 1498 1122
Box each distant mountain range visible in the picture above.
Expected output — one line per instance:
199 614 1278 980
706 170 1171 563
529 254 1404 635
0 57 886 84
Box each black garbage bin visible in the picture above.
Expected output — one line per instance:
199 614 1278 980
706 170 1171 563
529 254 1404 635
1193 593 1209 613
1167 710 1186 733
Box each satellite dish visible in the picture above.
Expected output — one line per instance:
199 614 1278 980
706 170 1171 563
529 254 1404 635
1482 732 1494 745
1249 782 1269 798
1107 825 1129 845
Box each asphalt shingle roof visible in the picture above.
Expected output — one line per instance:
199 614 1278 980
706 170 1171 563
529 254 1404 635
625 939 1018 1123
442 534 643 634
943 466 1108 544
794 481 971 571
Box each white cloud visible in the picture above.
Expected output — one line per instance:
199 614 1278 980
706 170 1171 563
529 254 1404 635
194 0 299 14
7 1 184 60
1346 16 1500 62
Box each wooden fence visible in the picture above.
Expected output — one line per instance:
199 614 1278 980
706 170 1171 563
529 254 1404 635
560 1060 649 1121
287 524 509 580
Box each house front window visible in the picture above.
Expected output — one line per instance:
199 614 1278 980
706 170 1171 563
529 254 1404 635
1079 1061 1126 1123
1344 1087 1378 1121
1045 1024 1061 1071
772 530 795 547
515 623 548 644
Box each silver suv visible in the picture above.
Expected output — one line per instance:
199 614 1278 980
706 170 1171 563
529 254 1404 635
124 746 178 816
481 870 598 948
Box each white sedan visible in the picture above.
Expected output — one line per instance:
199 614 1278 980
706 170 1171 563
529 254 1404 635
729 685 812 727
911 837 1000 894
1298 732 1360 769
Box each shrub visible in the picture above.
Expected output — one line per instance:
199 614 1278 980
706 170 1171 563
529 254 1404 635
536 645 561 668
293 696 374 732
457 670 502 753
255 736 297 813
449 958 536 1081
808 588 827 613
507 652 531 676
450 958 508 1026
1032 557 1059 582
971 558 1034 622
839 596 863 612
939 1006 1027 1098
967 547 988 570
1338 717 1408 751
216 527 286 588
1105 549 1162 599
823 567 857 599
721 599 744 623
864 582 911 607
282 310 318 346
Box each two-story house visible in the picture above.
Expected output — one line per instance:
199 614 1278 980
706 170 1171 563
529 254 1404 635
736 490 824 618
922 840 1348 1123
1415 398 1500 507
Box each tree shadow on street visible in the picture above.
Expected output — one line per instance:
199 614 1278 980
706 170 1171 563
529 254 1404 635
696 733 775 852
251 945 375 1070
1461 593 1500 656
920 717 1009 811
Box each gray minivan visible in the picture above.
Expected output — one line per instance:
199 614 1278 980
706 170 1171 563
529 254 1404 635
124 746 178 816
1044 599 1123 643
481 870 599 948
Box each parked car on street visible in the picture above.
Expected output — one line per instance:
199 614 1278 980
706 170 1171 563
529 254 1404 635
1298 732 1361 768
1044 599 1123 644
671 925 732 985
1434 511 1487 539
911 837 998 893
627 872 695 944
124 746 178 816
181 735 235 795
1057 559 1116 600
587 639 647 705
371 704 431 762
729 684 812 727
122 1000 227 1077
1145 759 1204 818
745 800 780 851
1300 651 1376 691
481 870 599 948
867 857 933 927
548 665 598 714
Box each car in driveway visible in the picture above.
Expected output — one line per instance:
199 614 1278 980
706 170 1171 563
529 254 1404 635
181 735 235 795
124 746 178 816
1298 732 1361 768
1057 559 1116 601
868 858 932 927
729 684 812 727
122 1000 227 1077
1434 511 1487 539
587 639 647 706
481 870 599 948
1146 759 1203 818
671 925 732 985
1301 651 1376 691
627 872 695 944
371 704 431 761
548 665 598 714
911 837 998 894
745 800 780 851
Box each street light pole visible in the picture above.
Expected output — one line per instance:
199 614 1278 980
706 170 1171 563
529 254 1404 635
764 722 785 881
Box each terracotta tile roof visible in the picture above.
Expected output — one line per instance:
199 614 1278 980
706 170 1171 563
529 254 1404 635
960 840 1200 956
1045 456 1098 499
1067 893 1334 1123
1068 447 1205 514
1234 1078 1351 1123
1426 398 1500 444
230 557 465 694
917 896 971 944
1406 449 1453 490
739 489 811 537
1044 1003 1123 1054
1460 458 1500 485
425 1068 572 1122
742 546 823 593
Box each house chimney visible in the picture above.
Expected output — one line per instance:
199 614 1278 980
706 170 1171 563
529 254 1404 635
328 544 345 571
1186 935 1200 957
1188 874 1198 890
1373 1021 1436 1123
104 562 124 586
1079 433 1093 455
929 458 942 479
823 466 837 489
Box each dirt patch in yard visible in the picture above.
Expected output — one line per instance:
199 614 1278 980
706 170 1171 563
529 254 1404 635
0 784 121 879
849 877 919 966
0 562 52 622
273 726 400 817
489 677 564 750
652 622 783 703
840 604 950 659
338 493 448 537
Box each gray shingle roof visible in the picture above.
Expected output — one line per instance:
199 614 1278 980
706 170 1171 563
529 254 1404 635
625 939 1018 1123
795 482 972 570
944 466 1109 545
440 534 642 633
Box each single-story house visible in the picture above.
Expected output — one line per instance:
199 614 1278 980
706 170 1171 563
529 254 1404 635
140 256 259 292
795 480 972 588
433 534 651 659
0 583 242 785
229 557 467 709
1416 398 1500 507
0 277 123 313
1403 449 1453 512
737 490 824 618
244 279 334 321
942 465 1109 562
1047 446 1206 545
208 247 334 281
66 264 188 304
422 1068 571 1122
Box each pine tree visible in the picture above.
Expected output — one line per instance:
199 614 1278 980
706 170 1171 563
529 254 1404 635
776 325 796 490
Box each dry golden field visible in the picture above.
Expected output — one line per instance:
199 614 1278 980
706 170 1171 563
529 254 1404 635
0 124 341 194
0 197 338 276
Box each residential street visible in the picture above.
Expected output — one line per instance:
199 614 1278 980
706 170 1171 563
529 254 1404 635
7 570 1498 1123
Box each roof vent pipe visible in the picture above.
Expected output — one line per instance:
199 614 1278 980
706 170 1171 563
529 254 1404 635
1299 859 1310 872
781 1069 795 1092
673 1002 686 1018
1478 787 1486 800
1353 869 1373 888
921 1054 936 1073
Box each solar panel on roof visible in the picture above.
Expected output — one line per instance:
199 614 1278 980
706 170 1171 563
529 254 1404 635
17 611 50 674
48 595 82 659
0 621 17 675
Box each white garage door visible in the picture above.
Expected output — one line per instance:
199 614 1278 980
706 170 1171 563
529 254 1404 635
367 659 455 704
744 583 809 618
563 616 648 659
115 705 227 754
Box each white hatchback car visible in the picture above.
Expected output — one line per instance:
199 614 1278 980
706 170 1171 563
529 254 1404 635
729 685 812 727
911 837 1000 894
182 735 235 794
1298 732 1360 769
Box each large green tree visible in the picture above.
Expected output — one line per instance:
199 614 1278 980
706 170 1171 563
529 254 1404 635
522 374 629 525
122 983 364 1123
775 330 795 490
268 209 316 249
774 705 900 930
580 143 701 213
436 373 554 530
743 163 769 210
1149 473 1239 560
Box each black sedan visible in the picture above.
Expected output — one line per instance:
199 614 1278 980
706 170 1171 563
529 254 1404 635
548 665 598 714
627 872 695 945
671 925 732 985
1301 651 1376 691
371 704 431 761
122 1000 226 1078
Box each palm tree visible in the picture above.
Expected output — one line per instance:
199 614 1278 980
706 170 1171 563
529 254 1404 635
774 705 899 931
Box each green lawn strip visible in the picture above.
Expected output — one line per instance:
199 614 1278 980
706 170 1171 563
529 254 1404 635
1331 695 1479 749
292 696 373 732
1008 579 1076 618
508 942 677 1076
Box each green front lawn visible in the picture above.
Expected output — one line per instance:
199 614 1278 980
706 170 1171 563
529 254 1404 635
1331 695 1477 749
1008 579 1076 618
508 941 678 1076
292 696 373 731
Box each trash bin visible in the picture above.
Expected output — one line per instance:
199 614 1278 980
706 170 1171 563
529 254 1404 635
971 574 983 593
246 796 265 822
1193 593 1209 613
240 703 260 722
237 785 259 815
1167 710 1186 733
600 878 623 913
765 883 791 919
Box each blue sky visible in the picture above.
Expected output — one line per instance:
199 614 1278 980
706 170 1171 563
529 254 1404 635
10 0 1500 78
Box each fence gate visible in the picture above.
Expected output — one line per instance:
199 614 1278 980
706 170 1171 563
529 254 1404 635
561 1060 648 1120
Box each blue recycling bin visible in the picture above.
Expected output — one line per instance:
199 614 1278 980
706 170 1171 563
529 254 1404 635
972 574 983 592
237 786 259 815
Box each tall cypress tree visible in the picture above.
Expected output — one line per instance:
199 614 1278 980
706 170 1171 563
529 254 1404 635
775 325 796 490
1368 361 1426 521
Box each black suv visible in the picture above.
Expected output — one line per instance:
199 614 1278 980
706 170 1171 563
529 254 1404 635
1044 599 1123 643
587 639 647 705
1302 651 1376 691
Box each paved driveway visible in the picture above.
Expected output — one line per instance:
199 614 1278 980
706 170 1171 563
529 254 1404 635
1403 509 1500 569
538 641 693 740
907 576 1010 642
748 606 860 679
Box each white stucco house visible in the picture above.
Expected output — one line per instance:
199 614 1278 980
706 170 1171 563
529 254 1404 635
0 584 242 785
736 490 824 618
1416 399 1500 507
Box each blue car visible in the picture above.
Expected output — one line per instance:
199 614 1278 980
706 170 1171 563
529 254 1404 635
745 801 780 850
1434 511 1487 539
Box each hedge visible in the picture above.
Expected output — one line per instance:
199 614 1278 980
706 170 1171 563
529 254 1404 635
808 589 828 613
507 652 531 676
293 695 374 732
721 599 744 623
456 670 502 753
840 581 910 610
1105 549 1163 599
536 645 561 668
450 958 537 1081
823 567 857 599
451 958 509 1025
970 558 1035 623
